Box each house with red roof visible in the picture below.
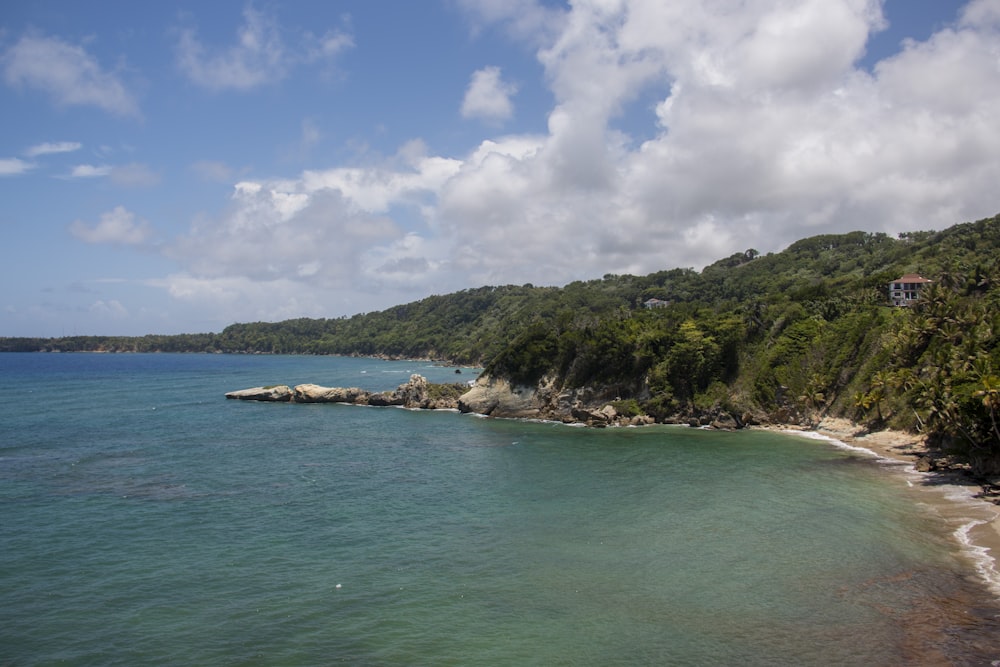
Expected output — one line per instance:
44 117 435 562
889 274 933 307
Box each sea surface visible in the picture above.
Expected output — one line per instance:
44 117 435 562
2 352 1000 666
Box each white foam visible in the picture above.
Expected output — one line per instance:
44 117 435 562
955 518 1000 596
781 429 919 472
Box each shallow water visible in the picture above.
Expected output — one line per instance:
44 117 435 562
2 353 999 665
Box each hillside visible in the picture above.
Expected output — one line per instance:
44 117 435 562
4 214 999 472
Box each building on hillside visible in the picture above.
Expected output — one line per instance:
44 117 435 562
889 274 932 307
643 298 671 309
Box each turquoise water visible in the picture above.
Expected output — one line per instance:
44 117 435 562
2 353 999 665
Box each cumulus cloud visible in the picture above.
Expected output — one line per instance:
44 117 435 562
0 157 34 176
24 141 82 157
70 206 153 245
166 0 1000 321
1 34 139 117
175 5 353 91
168 144 461 291
434 0 1000 279
456 0 567 46
961 0 1000 27
69 164 112 178
461 66 518 122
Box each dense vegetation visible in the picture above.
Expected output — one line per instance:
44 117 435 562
4 214 999 472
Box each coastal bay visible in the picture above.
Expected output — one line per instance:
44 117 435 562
4 353 1000 664
228 371 1000 607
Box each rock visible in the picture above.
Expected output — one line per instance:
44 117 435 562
571 404 618 425
396 374 429 406
293 384 369 403
225 385 293 402
710 413 738 430
368 374 429 407
914 455 936 472
458 376 544 419
228 375 449 409
366 393 402 406
228 372 660 428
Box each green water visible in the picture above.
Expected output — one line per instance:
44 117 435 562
1 353 998 665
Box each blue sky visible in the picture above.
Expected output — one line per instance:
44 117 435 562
2 0 998 337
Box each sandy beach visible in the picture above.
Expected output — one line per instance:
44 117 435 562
772 417 1000 597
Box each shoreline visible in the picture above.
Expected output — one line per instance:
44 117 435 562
763 417 1000 598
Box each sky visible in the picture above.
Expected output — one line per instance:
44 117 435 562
2 0 998 337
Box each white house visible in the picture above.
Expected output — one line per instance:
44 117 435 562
889 274 932 307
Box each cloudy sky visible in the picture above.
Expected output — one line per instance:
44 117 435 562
2 0 998 337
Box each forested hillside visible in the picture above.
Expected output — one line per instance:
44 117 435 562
4 214 999 471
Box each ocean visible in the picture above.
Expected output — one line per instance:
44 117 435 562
2 352 999 666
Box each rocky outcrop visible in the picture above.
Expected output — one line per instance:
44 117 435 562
225 385 293 402
457 375 655 426
226 373 736 429
227 375 463 410
457 376 547 419
457 373 759 428
293 384 368 403
367 374 428 407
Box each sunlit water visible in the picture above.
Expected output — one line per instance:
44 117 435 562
2 353 999 665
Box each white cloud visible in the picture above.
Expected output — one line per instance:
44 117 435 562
162 0 1000 323
461 66 518 122
162 144 469 318
169 185 393 285
456 0 567 46
24 141 82 157
432 0 1000 278
961 0 1000 27
299 152 462 213
175 6 353 91
149 270 397 328
1 34 139 117
69 164 112 178
70 206 153 245
0 157 34 176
